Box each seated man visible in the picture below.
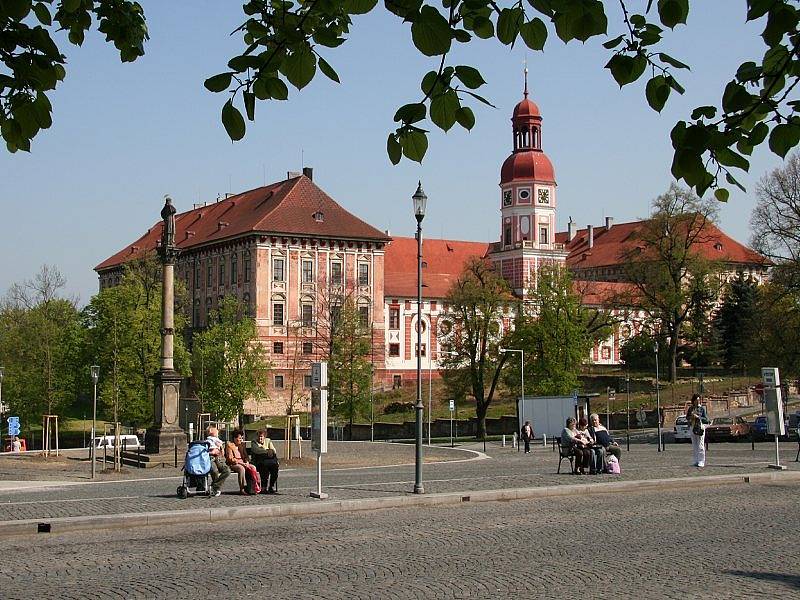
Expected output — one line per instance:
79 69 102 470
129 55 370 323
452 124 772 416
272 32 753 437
205 426 230 497
249 429 280 494
588 413 622 463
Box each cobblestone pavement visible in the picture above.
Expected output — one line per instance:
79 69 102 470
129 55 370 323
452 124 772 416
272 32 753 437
0 480 797 599
0 440 796 523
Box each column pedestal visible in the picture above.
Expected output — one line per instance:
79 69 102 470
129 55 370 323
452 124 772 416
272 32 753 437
145 369 186 455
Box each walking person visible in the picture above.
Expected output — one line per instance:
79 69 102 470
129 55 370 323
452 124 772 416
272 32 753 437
686 394 708 468
520 421 534 454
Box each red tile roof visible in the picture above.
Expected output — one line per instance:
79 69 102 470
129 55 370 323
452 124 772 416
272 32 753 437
572 280 639 307
556 219 767 270
384 237 490 299
96 176 391 271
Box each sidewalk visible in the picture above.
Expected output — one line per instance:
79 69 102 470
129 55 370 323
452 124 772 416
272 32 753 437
0 439 797 537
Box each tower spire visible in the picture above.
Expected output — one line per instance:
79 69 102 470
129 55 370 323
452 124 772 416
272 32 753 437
523 57 528 98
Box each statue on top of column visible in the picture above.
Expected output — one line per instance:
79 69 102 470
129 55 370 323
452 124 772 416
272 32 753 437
161 195 176 249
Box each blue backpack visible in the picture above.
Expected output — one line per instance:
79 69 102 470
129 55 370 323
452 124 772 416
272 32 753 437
185 441 212 475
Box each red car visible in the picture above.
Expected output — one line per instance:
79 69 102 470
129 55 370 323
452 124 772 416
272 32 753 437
705 417 750 442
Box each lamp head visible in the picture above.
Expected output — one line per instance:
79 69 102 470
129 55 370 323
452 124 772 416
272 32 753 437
90 365 100 385
412 181 427 223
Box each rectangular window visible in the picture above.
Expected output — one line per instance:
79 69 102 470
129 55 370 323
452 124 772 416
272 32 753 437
193 305 200 327
231 254 238 285
416 343 427 358
194 262 201 289
274 375 284 389
393 375 402 389
218 257 226 287
540 226 549 245
389 307 400 330
504 226 512 246
303 374 312 389
331 261 342 285
388 343 400 357
302 341 313 355
301 303 314 327
243 254 251 283
206 259 212 287
273 341 284 354
359 306 370 328
272 258 285 282
273 303 284 326
302 259 314 283
358 263 370 286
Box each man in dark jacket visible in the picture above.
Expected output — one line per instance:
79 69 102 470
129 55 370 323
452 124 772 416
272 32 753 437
520 421 534 454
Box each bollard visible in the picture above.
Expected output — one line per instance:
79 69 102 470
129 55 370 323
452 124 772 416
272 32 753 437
751 432 755 451
513 432 518 451
542 433 547 447
103 442 107 469
502 434 506 447
137 446 141 469
174 440 178 468
627 432 630 452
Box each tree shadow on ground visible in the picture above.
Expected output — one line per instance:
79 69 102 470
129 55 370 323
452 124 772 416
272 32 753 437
725 570 800 590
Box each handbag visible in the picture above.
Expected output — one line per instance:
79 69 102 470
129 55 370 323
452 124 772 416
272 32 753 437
692 420 703 436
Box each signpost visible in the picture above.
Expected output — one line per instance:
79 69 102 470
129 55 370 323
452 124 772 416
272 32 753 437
449 399 455 448
762 367 786 470
7 416 20 451
310 362 329 499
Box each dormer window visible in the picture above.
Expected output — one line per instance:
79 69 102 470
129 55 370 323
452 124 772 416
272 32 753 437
313 211 324 222
714 243 723 251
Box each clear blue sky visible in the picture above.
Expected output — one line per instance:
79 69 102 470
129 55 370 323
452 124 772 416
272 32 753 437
0 2 784 304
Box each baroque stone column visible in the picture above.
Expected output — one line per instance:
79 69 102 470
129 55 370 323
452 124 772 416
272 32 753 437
145 196 187 455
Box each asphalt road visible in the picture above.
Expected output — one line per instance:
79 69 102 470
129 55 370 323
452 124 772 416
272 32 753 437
0 480 797 599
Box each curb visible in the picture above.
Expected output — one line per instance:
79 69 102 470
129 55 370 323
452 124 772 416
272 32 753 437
1 470 798 538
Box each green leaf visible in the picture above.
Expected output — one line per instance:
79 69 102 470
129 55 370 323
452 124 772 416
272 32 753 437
605 53 647 87
243 91 255 121
204 73 232 93
32 2 52 25
265 77 289 100
4 0 31 20
520 18 548 51
455 106 475 131
721 81 753 113
63 0 81 12
454 66 485 90
281 47 317 90
222 100 246 142
453 29 471 43
496 7 523 45
471 16 494 39
657 0 689 29
602 34 625 49
317 57 340 83
430 90 461 132
394 103 426 124
690 106 717 120
401 130 428 162
411 6 452 57
343 0 379 15
749 121 769 145
715 148 749 171
768 123 800 158
462 90 496 108
658 52 690 70
714 188 729 203
387 134 402 165
645 75 670 112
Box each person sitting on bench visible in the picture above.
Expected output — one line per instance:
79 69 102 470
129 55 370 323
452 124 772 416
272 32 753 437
561 417 591 475
250 429 280 494
588 413 622 464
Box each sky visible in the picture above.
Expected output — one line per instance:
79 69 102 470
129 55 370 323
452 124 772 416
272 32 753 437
0 2 787 304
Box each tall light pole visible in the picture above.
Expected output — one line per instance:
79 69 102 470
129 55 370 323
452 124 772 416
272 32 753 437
412 182 427 494
90 365 99 478
654 341 662 452
625 373 631 452
499 348 524 442
0 367 5 451
429 349 458 445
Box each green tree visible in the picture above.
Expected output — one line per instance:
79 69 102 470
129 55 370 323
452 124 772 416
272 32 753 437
82 255 190 427
712 271 760 373
440 257 511 439
0 265 81 428
748 282 800 376
328 297 372 438
4 1 798 199
620 184 721 382
682 269 719 368
193 296 268 422
506 266 611 396
620 329 670 373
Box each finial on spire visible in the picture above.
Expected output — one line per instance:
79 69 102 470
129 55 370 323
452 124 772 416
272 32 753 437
523 57 529 98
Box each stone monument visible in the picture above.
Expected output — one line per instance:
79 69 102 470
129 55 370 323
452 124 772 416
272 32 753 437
145 196 187 454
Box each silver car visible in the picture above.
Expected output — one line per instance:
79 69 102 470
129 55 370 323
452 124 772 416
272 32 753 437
674 416 691 442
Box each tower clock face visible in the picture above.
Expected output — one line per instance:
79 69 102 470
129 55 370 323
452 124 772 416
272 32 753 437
503 190 512 206
538 188 550 204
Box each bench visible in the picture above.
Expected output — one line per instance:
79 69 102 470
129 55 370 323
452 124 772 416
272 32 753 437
556 438 576 474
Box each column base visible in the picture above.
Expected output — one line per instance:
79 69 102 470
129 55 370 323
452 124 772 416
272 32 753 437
309 492 329 499
145 426 187 455
767 463 787 470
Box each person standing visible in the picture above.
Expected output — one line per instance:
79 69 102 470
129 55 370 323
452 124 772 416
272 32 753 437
10 436 22 452
520 421 534 454
686 394 708 468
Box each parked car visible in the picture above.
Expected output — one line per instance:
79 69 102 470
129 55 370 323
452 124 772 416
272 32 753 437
705 417 750 442
673 416 692 442
751 416 768 439
91 434 143 451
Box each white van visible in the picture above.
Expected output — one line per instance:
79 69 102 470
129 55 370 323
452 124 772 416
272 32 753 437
91 435 143 451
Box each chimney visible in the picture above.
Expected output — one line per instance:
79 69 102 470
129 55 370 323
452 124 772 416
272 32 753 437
385 229 391 236
587 224 594 249
567 217 576 242
302 166 313 181
605 216 614 230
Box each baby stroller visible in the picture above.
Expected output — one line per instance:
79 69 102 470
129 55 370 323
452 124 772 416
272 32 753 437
177 441 213 499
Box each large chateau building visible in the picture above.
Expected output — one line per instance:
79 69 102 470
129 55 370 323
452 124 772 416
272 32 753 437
97 85 768 417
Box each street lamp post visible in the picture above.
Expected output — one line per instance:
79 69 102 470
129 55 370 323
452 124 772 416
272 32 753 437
90 365 99 478
499 348 524 450
625 374 631 452
412 182 427 495
654 342 662 452
0 367 4 451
